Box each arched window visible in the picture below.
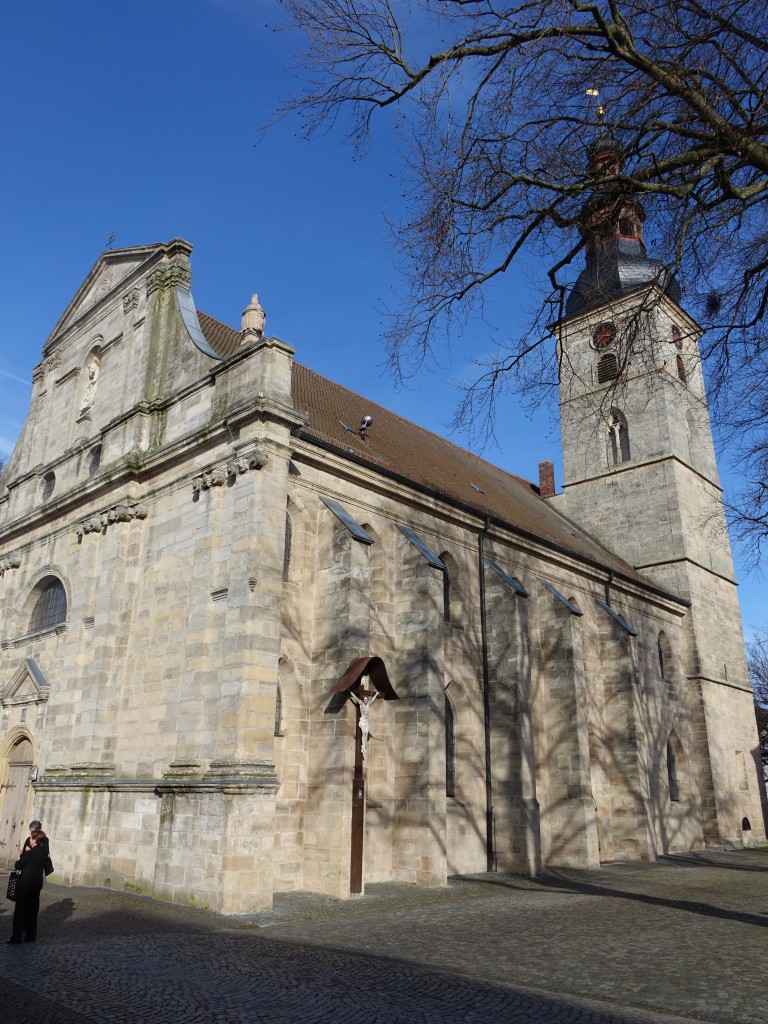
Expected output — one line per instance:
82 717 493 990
597 353 619 383
676 354 687 384
443 567 452 623
41 471 55 502
445 692 456 798
29 577 67 633
667 738 680 802
274 683 283 737
88 445 102 475
658 631 672 679
282 512 293 583
608 409 630 465
439 551 462 625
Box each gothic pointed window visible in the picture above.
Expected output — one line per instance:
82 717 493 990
274 683 283 737
439 551 462 625
597 353 619 383
676 354 687 384
443 566 452 622
667 738 681 802
658 631 672 679
283 512 293 582
445 692 456 798
608 409 630 465
28 577 67 633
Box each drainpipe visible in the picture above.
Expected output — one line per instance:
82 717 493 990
605 568 614 605
478 516 495 872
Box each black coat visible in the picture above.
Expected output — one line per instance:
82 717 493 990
14 843 48 895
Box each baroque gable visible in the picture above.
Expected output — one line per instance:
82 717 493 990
43 239 192 352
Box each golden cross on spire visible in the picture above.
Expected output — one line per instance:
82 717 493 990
586 86 605 122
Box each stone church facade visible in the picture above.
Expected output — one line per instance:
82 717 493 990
0 214 765 912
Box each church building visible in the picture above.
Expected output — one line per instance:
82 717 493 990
1 144 765 912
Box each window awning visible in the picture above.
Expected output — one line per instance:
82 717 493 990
486 559 529 596
320 497 374 544
331 656 399 699
396 524 446 569
594 597 638 637
539 579 583 616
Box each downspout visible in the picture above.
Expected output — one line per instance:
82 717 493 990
604 568 614 605
478 516 495 872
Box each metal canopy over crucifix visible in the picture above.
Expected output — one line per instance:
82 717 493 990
331 656 399 893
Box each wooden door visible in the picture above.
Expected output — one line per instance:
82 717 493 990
1 738 33 867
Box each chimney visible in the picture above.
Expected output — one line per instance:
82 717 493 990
538 460 555 498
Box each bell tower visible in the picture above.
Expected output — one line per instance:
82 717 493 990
557 130 732 609
554 130 767 845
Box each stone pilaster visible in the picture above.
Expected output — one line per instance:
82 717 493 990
485 568 540 874
535 591 599 867
598 616 655 861
303 510 373 897
392 534 447 886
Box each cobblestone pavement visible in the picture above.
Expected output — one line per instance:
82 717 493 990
1 848 767 1023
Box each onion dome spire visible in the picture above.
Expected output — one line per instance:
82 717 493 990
566 122 680 317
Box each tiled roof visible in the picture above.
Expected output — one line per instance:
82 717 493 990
198 311 667 593
197 311 242 360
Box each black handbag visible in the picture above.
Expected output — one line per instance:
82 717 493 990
6 870 19 902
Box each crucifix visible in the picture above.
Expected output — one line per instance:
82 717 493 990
349 677 378 893
349 683 379 759
331 656 398 894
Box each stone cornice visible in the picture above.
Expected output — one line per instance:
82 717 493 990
75 502 148 539
689 674 753 695
34 757 278 795
559 451 723 495
192 448 268 497
146 257 192 296
553 283 702 336
2 623 68 650
633 554 736 587
33 778 279 795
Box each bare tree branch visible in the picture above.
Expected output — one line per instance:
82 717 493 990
274 0 768 560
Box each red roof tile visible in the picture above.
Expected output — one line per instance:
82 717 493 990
198 312 671 595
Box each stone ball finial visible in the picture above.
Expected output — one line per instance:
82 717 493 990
242 293 266 338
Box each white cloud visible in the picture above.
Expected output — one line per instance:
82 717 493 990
0 368 32 387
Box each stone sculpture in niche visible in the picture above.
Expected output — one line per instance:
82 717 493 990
78 351 101 420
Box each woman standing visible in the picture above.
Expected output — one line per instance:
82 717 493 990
8 829 49 944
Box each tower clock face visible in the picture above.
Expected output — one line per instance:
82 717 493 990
592 322 616 349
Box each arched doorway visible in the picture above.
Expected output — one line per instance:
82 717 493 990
1 737 34 866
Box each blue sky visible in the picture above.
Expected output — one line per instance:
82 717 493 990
1 1 765 636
